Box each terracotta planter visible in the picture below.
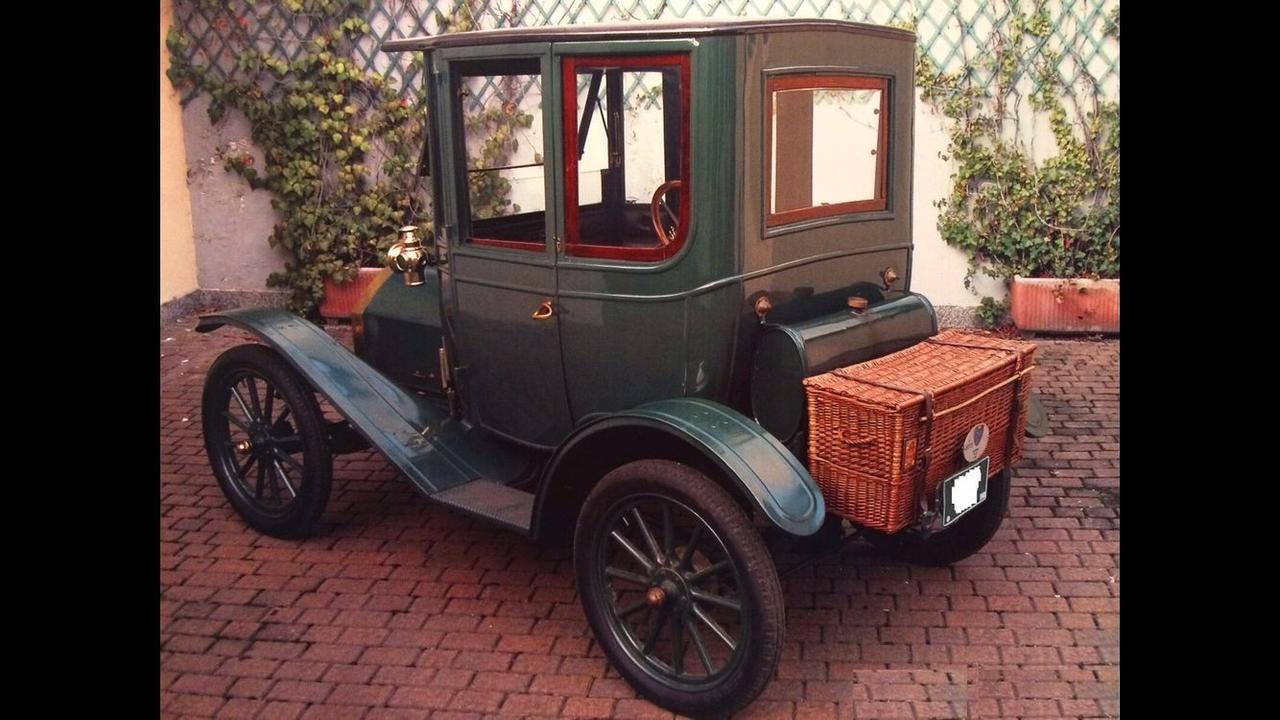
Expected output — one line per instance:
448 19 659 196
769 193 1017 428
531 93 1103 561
1009 277 1119 334
319 267 386 319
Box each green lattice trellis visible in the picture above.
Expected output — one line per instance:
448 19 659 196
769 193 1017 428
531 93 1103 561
172 0 1118 106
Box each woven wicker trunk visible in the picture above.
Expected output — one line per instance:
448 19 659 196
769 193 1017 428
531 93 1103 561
803 330 1036 533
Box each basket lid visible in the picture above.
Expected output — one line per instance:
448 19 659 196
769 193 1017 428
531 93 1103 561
802 329 1035 410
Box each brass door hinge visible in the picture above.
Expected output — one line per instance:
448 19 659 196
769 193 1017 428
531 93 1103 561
438 345 452 392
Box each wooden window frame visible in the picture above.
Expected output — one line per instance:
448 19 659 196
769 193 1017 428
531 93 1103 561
765 74 890 228
562 53 692 262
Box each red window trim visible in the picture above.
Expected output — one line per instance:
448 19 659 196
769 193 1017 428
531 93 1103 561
765 74 890 228
562 53 692 262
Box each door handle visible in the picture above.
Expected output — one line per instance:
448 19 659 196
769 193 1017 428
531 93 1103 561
531 300 555 320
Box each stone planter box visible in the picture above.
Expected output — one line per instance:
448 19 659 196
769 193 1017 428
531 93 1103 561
319 267 386 319
1010 277 1119 334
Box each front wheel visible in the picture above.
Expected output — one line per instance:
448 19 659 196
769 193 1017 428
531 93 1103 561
866 468 1012 566
574 460 784 718
201 344 333 538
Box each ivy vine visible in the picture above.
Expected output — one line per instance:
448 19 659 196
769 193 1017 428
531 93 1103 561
433 5 539 222
462 82 537 220
165 0 528 315
913 0 1120 320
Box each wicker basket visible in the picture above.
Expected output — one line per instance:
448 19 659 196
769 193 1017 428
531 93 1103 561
803 329 1036 532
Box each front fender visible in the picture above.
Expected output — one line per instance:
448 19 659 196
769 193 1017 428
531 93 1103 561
195 307 484 494
196 307 440 430
198 307 545 531
535 398 825 538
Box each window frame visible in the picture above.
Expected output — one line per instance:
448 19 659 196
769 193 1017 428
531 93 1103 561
452 57 550 253
561 52 692 262
764 73 890 228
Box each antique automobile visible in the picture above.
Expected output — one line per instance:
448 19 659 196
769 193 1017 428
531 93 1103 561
197 18 1033 716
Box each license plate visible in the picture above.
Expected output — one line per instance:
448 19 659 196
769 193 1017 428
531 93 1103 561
941 457 990 527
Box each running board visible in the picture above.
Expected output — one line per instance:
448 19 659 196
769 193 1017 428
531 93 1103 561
432 481 536 533
197 308 540 533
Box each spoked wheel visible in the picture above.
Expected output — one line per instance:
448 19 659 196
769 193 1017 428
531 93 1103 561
575 460 783 718
202 344 332 538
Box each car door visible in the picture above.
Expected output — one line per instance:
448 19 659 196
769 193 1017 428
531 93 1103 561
551 44 705 420
434 44 574 447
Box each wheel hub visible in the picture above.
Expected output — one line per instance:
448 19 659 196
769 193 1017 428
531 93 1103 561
648 566 691 608
593 494 758 692
248 423 275 456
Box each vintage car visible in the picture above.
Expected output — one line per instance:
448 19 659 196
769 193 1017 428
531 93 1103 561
197 18 1026 716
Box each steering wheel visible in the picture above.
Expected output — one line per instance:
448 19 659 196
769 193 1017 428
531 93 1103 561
649 179 683 246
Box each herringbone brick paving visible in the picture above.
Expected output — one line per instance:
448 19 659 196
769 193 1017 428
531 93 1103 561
160 316 1119 719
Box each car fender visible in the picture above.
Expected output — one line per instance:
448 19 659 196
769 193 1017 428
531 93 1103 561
195 307 442 430
534 397 825 540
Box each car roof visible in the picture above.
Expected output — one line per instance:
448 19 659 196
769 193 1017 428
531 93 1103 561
381 18 915 53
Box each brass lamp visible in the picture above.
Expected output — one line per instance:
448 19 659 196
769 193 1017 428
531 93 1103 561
387 225 430 286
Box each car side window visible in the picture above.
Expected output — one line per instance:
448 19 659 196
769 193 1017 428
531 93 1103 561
455 58 547 250
766 74 889 227
563 53 691 262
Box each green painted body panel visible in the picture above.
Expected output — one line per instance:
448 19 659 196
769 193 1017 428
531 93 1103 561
750 292 938 444
207 23 932 538
433 43 575 448
196 308 540 523
768 293 936 373
535 397 825 536
425 38 748 446
554 37 742 419
359 270 445 394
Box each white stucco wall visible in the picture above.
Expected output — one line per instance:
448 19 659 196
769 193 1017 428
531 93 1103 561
910 89 1007 306
181 95 291 292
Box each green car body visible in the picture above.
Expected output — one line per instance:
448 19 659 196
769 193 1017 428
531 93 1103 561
198 18 937 541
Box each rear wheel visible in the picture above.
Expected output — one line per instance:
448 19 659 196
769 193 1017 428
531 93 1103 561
201 344 332 538
866 468 1012 566
574 460 783 718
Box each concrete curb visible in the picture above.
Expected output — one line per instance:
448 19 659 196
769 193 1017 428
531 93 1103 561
160 289 291 325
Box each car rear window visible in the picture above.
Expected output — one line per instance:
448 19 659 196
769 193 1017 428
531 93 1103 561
766 74 889 227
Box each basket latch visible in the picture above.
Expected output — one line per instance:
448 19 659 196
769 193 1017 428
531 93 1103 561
916 390 937 516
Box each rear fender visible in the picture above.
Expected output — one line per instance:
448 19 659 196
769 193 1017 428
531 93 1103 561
533 397 825 542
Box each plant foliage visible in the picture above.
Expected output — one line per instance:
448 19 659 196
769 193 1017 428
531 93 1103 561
166 0 525 314
915 1 1120 292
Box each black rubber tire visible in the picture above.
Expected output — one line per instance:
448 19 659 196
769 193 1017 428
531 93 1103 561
202 344 332 539
866 468 1012 566
787 513 846 556
574 460 784 718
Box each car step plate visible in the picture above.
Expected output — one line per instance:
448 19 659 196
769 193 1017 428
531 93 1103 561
432 480 534 533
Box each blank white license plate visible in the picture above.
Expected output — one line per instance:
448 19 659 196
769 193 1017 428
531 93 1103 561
941 457 990 527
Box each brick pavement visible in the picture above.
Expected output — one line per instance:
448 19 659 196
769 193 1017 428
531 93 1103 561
160 316 1119 719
